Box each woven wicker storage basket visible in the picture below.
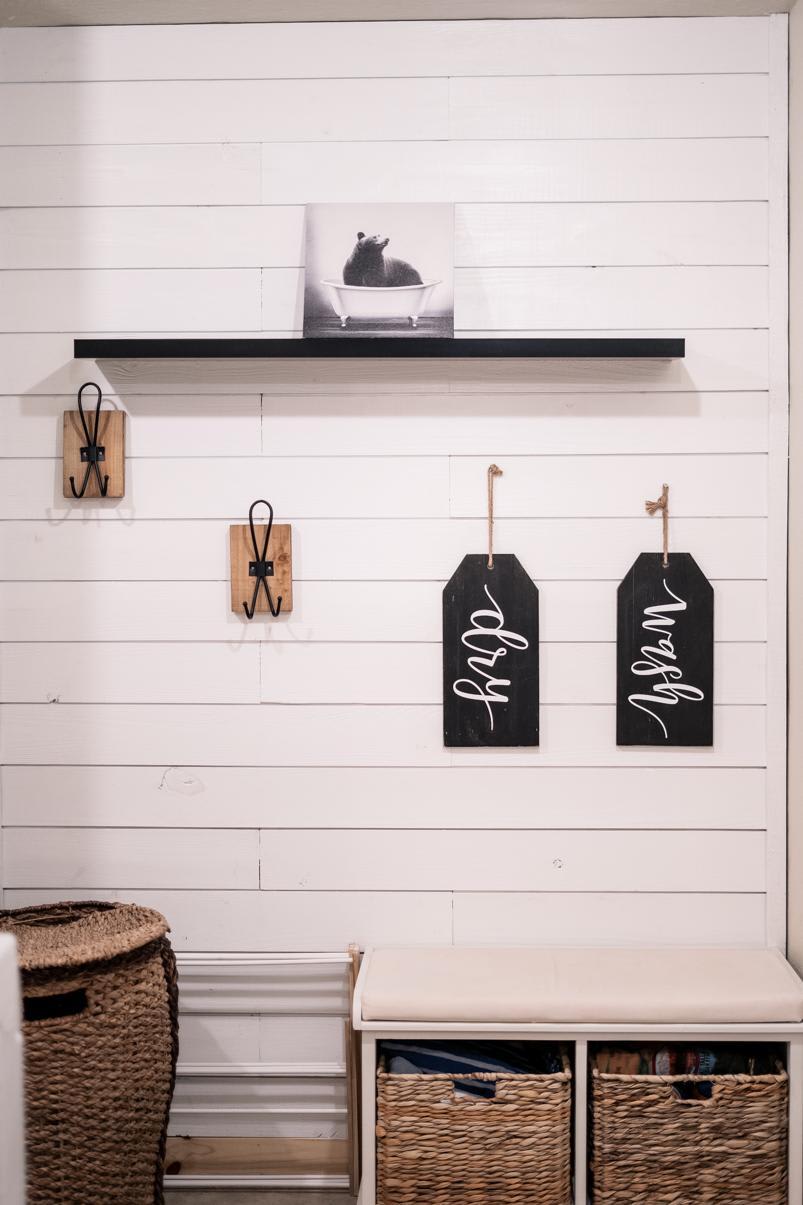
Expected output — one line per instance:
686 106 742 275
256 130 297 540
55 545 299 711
591 1061 788 1205
376 1050 572 1205
0 900 179 1205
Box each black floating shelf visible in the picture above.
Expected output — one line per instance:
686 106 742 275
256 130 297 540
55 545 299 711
74 337 684 360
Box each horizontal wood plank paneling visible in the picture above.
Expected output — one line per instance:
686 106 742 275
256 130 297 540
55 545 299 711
0 518 767 581
0 329 770 396
0 394 265 457
0 269 265 334
167 1110 347 1141
0 392 770 459
449 453 767 517
256 641 766 706
452 892 767 946
0 454 767 522
0 643 261 704
455 266 768 331
0 456 450 519
178 1015 345 1067
260 392 770 456
455 203 769 268
1 766 766 830
0 19 770 81
0 703 767 767
0 74 763 144
0 640 764 706
260 140 768 204
261 829 765 891
0 580 767 642
0 208 305 271
0 79 449 145
0 203 769 271
0 144 261 207
177 960 352 1015
2 265 767 334
1 888 455 950
449 75 769 140
2 828 260 888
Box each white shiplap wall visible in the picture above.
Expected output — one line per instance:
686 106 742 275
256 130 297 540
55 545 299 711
0 12 789 1140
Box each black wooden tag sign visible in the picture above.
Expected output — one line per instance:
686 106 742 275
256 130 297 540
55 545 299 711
443 554 539 747
617 552 713 747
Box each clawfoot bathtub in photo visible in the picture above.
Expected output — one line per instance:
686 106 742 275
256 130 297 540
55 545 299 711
321 279 441 328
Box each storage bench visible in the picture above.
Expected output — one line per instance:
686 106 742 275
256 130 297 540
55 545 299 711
352 947 803 1205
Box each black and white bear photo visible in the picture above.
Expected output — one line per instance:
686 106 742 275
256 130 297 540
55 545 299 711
303 203 454 338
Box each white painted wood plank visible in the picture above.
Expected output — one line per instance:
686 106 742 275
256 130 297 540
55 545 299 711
0 330 769 396
450 75 769 140
178 1015 345 1067
0 202 768 270
0 269 263 334
762 11 788 950
0 579 766 643
0 394 262 458
0 144 261 207
0 392 769 460
256 641 765 706
0 643 261 704
0 640 762 707
452 891 767 946
450 453 767 517
455 267 768 331
0 702 766 767
0 208 305 271
167 1109 346 1141
0 888 455 951
261 140 768 203
455 202 768 267
178 961 351 1015
260 392 769 456
262 829 765 891
171 1075 346 1110
0 79 448 145
0 517 767 582
0 456 449 520
1 766 766 831
6 265 762 335
1 828 260 889
0 19 770 82
0 456 763 525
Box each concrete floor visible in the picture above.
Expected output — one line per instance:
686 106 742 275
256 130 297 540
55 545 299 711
166 1193 356 1205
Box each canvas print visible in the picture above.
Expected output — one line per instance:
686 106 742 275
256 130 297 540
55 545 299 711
303 203 454 338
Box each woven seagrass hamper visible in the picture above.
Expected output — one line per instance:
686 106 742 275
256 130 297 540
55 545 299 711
591 1060 788 1204
376 1050 572 1205
0 901 179 1205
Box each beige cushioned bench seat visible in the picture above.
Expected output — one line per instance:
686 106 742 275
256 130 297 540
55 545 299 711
360 946 803 1025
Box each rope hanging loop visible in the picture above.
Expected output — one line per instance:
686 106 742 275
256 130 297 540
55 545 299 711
645 482 670 568
487 463 503 569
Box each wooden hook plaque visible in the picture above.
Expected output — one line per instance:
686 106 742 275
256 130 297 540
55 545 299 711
230 500 293 617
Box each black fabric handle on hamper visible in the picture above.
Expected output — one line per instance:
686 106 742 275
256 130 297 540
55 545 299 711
23 988 88 1022
452 1078 497 1099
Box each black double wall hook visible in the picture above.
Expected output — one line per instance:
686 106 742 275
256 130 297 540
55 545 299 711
69 381 110 498
243 499 283 620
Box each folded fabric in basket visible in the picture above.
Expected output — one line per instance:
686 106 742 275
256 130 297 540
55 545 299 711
594 1045 779 1078
381 1040 563 1077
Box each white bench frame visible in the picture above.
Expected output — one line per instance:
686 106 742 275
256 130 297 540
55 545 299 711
353 948 803 1205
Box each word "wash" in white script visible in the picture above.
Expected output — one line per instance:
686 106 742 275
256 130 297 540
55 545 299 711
628 579 704 739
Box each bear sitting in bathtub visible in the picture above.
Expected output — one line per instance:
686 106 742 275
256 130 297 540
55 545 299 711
343 232 423 288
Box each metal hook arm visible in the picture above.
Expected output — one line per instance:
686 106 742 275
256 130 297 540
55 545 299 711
242 499 283 620
69 381 110 499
